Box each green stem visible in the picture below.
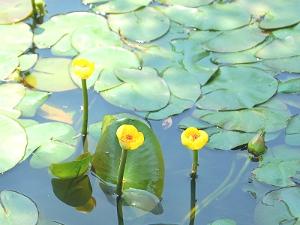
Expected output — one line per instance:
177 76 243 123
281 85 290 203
191 151 199 178
116 196 124 225
116 149 128 196
81 79 88 146
189 176 197 225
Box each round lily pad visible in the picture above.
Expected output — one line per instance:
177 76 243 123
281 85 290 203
158 0 214 7
197 66 278 110
285 115 300 146
93 0 152 14
101 67 170 111
0 0 33 24
0 115 27 173
108 7 170 42
0 53 19 80
263 56 300 73
25 58 77 92
0 190 38 225
203 25 267 53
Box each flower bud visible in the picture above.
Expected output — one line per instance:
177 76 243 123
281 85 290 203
248 130 267 157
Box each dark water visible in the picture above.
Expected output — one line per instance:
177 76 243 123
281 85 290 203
1 0 297 225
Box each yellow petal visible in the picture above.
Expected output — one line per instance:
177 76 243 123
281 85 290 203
71 58 95 80
181 127 209 150
116 124 144 150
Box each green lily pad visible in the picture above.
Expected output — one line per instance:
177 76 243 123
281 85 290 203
51 175 92 207
158 0 214 7
203 25 267 53
71 25 121 53
88 121 102 140
25 58 77 92
278 78 300 94
73 46 140 89
23 122 77 167
93 0 152 14
196 66 278 110
16 89 50 117
0 53 19 80
208 219 236 225
263 56 300 74
0 23 32 55
108 7 170 42
193 99 291 132
0 83 25 110
0 0 33 24
0 115 27 173
285 115 300 146
34 12 108 49
0 190 38 225
101 67 170 112
18 54 38 71
253 145 300 187
92 114 165 198
50 152 92 179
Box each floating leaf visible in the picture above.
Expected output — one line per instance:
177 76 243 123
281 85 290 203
158 0 214 7
52 175 92 207
285 115 300 146
0 190 38 225
18 54 38 71
278 78 300 94
0 115 27 173
0 83 25 113
253 145 300 187
203 25 267 53
93 0 152 14
92 114 165 198
263 56 300 74
0 53 19 80
108 7 170 42
101 67 170 112
193 99 290 132
25 58 77 92
196 66 278 110
207 219 236 225
0 0 33 24
88 121 102 140
50 152 92 179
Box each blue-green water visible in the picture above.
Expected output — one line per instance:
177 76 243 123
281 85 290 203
1 1 299 225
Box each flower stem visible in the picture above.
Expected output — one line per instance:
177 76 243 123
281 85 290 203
189 175 197 225
31 0 38 17
116 196 124 225
116 149 128 196
191 151 199 178
81 79 88 145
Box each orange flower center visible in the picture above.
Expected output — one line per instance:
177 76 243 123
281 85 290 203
125 134 133 141
191 133 200 141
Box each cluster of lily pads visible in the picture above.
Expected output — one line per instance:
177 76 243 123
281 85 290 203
1 0 300 224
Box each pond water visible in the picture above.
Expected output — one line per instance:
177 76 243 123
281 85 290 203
1 0 300 225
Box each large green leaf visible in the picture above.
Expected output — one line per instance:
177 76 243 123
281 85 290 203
0 53 19 80
0 0 32 24
285 115 300 146
100 67 170 112
158 0 214 7
253 145 300 187
0 114 27 173
193 99 291 132
196 66 278 110
108 7 170 42
25 58 77 92
0 190 38 225
92 114 165 198
278 78 300 94
263 56 300 74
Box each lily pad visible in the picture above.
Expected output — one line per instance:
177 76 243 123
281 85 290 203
0 190 38 225
208 219 236 225
193 99 290 132
93 0 152 14
0 53 19 80
0 83 25 111
0 115 27 173
0 0 33 24
263 56 300 74
101 67 170 112
203 25 267 53
108 7 170 42
0 23 32 56
285 115 300 146
92 114 165 198
196 66 278 110
253 145 300 187
18 54 38 71
25 58 77 92
278 78 300 94
158 0 214 7
23 122 77 168
49 152 92 179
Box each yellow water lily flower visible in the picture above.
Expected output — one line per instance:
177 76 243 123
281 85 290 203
181 127 208 150
71 58 95 79
116 124 144 150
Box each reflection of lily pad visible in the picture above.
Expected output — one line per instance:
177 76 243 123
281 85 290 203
0 190 38 225
0 114 27 173
196 66 278 110
108 7 170 42
93 114 164 198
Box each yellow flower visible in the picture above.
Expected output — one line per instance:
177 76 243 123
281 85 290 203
71 58 95 79
181 127 208 150
116 124 144 150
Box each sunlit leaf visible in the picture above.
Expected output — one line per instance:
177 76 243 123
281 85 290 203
0 0 33 24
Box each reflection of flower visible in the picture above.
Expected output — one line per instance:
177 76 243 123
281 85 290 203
181 127 208 150
116 124 144 150
71 58 95 79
